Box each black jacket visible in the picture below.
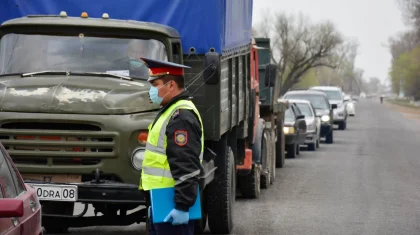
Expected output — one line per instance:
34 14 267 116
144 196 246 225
150 90 203 212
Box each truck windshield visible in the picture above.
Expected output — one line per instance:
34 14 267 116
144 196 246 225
0 33 168 79
285 94 329 110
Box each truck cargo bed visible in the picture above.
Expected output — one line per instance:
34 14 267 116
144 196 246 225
183 51 251 141
1 0 253 55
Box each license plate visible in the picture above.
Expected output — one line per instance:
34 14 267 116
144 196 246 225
29 184 78 202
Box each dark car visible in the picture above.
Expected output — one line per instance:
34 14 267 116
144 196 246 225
283 90 336 144
0 143 43 235
283 102 307 158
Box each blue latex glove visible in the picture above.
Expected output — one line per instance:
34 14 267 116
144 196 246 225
163 209 189 225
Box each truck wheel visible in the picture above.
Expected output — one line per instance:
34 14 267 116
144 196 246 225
260 130 271 189
275 120 285 168
286 143 296 158
42 201 74 233
207 144 235 234
326 130 334 144
239 164 261 198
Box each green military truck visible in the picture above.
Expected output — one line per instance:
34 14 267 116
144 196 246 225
254 38 287 169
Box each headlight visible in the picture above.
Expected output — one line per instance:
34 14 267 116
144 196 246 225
321 115 330 122
131 148 145 170
283 126 295 134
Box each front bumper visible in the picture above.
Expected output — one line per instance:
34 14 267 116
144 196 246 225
26 180 145 204
304 131 317 144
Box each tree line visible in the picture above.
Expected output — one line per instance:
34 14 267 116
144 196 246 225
389 0 420 100
253 10 372 96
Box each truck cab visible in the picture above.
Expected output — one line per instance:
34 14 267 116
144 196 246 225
0 12 187 233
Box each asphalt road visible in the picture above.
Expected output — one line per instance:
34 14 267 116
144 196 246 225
57 99 420 235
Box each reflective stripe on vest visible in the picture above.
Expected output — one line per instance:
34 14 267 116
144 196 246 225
140 100 204 191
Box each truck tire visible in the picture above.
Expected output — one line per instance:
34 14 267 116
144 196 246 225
238 164 261 198
42 201 74 233
240 118 264 197
326 129 334 144
260 129 271 189
207 142 235 234
275 119 285 168
286 143 296 159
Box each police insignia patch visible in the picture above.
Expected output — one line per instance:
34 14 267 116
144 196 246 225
174 130 188 146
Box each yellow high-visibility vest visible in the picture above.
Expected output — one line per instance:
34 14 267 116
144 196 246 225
139 99 204 191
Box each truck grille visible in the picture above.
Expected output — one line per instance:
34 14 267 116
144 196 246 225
0 122 118 164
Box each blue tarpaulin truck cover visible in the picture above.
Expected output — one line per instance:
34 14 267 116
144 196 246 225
0 0 253 55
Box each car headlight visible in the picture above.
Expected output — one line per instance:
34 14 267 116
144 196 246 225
131 148 145 170
283 126 295 134
321 115 330 122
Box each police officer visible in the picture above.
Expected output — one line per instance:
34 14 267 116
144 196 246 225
138 57 203 235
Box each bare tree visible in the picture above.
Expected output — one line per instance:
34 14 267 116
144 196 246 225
397 0 420 25
256 11 343 96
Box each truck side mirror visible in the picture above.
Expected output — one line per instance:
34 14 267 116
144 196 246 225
203 52 221 85
331 104 338 109
264 64 277 87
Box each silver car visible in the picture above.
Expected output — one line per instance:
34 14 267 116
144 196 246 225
286 99 321 151
309 86 348 130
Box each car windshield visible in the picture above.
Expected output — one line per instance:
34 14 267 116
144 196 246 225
0 33 168 79
285 94 329 109
285 109 295 122
296 103 313 117
315 90 342 100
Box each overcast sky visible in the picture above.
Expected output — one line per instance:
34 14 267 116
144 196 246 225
253 0 409 82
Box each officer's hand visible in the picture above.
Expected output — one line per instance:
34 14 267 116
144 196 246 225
163 209 189 225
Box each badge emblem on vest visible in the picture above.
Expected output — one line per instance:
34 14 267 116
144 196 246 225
174 130 188 146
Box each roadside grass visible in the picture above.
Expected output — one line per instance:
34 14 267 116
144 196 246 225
386 98 420 109
386 98 420 120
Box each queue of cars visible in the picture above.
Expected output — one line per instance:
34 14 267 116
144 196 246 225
280 86 358 157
